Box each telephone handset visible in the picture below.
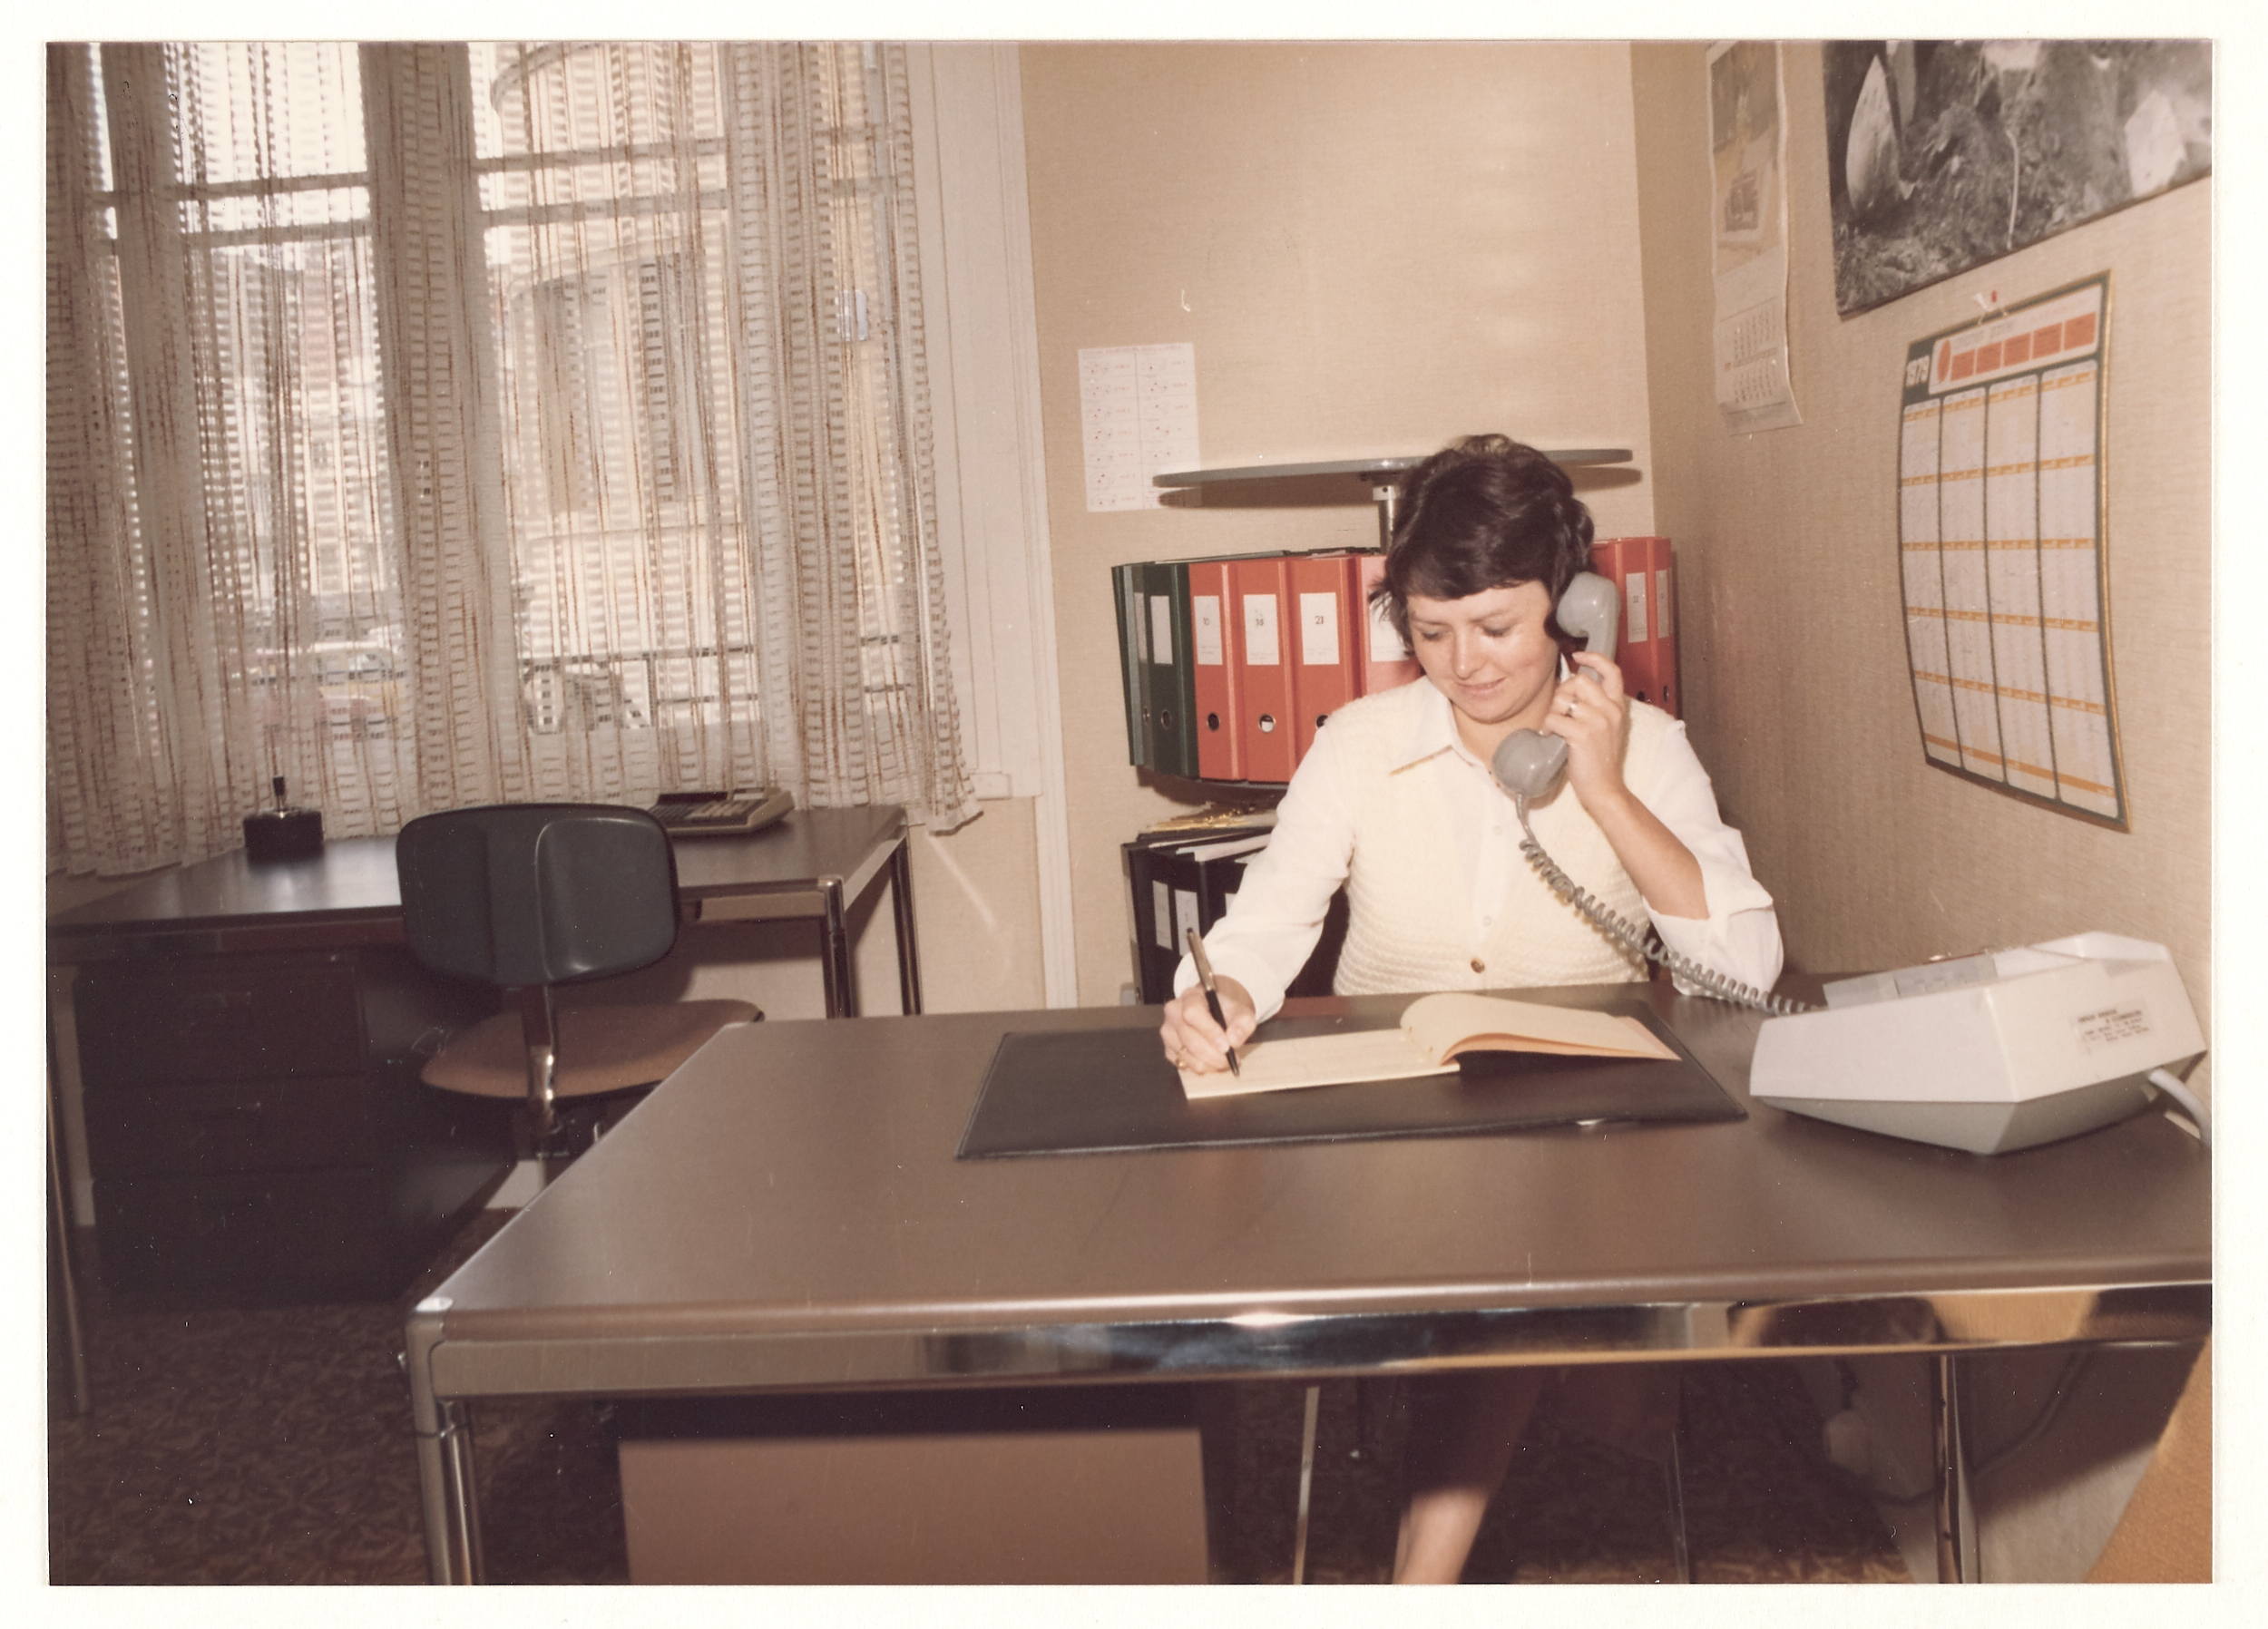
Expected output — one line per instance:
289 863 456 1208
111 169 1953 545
1488 571 1810 1016
1490 571 1622 808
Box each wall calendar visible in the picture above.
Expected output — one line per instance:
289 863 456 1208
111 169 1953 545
1898 273 2126 828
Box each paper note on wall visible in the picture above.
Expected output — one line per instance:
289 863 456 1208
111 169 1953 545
1080 343 1201 512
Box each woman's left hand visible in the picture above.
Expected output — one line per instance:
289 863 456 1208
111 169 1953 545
1540 651 1632 810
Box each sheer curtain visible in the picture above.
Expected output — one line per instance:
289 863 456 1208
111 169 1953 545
49 43 412 874
47 40 974 880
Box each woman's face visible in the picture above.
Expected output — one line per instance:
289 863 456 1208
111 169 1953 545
1405 580 1560 750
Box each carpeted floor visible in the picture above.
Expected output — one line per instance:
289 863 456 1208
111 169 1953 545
48 1214 1911 1586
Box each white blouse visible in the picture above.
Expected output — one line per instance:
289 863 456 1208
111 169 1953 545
1174 678 1786 1022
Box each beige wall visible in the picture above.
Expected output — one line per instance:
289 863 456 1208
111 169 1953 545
1631 42 2211 1581
1631 44 2211 1064
1020 41 1662 1004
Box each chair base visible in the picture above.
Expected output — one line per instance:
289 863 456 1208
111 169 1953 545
520 1088 650 1175
423 1000 762 1100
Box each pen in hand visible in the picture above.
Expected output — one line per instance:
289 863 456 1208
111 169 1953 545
1186 928 1240 1077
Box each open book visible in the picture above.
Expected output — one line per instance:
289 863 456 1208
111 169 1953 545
1178 991 1677 1101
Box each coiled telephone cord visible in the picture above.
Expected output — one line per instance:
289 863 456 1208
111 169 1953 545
1514 824 1816 1017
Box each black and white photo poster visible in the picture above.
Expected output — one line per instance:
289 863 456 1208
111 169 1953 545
1826 42 2209 315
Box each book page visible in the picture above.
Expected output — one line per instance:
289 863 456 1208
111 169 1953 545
1400 993 1677 1064
1178 1028 1448 1101
1178 995 1676 1100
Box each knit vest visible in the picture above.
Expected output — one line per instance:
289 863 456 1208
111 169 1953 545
1329 687 1674 996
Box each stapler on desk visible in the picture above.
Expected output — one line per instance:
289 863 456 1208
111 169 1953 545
1749 932 2206 1154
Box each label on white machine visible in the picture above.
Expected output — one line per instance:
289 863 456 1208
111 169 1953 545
2075 1003 2152 1054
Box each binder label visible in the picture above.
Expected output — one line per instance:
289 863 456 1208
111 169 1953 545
1369 597 1409 659
1243 593 1281 665
1193 595 1225 666
1149 596 1176 666
1298 592 1341 665
1625 572 1651 644
1656 568 1673 639
1152 880 1173 949
1174 889 1200 954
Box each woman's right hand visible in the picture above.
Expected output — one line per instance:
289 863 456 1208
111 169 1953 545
1159 976 1256 1073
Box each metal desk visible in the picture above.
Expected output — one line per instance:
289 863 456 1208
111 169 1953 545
48 805 919 1307
48 803 922 1019
404 982 2209 1584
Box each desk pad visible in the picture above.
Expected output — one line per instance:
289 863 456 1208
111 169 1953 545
955 1002 1742 1159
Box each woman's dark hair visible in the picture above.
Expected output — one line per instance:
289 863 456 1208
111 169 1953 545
1372 434 1595 646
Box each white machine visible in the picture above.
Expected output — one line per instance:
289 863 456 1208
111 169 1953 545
1750 932 2207 1155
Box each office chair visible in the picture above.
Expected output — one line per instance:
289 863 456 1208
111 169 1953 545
396 804 758 1178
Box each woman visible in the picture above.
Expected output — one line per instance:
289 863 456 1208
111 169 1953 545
1158 434 1784 1583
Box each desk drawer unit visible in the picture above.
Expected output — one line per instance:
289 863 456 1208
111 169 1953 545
75 959 366 1085
616 1388 1211 1585
83 1075 383 1177
72 948 513 1302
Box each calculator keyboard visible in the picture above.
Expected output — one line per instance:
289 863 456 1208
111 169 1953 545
648 787 793 835
657 799 759 828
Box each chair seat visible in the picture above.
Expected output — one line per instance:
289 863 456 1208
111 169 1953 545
423 1000 759 1099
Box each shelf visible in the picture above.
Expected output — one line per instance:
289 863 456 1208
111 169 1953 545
1150 449 1632 488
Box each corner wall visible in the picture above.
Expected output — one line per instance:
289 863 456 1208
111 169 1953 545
1630 41 2212 1583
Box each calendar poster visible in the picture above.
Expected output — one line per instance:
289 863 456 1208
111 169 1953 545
1707 41 1802 432
1897 273 2126 827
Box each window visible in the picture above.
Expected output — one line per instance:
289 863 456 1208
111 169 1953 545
49 41 975 879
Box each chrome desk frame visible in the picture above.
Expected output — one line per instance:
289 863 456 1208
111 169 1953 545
403 990 2208 1585
406 1283 2206 1585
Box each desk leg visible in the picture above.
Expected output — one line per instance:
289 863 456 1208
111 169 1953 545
1291 1383 1321 1585
408 1305 486 1585
819 880 856 1018
1665 1416 1692 1583
1933 1352 1972 1583
890 838 923 1015
413 1396 486 1584
47 1061 91 1416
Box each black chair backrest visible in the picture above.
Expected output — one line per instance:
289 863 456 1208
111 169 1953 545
396 805 681 988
